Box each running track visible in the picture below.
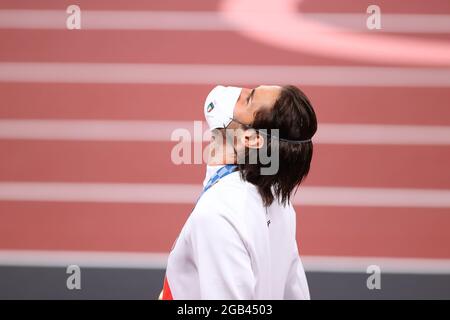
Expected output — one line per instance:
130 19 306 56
0 0 450 273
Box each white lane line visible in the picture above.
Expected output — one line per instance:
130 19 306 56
0 250 449 274
305 13 450 33
301 255 450 274
0 250 169 269
0 10 449 33
1 63 449 87
0 10 233 30
0 182 202 205
295 186 450 208
316 123 450 145
0 120 197 142
1 119 450 145
0 182 450 208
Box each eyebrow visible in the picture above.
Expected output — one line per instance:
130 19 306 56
249 88 256 103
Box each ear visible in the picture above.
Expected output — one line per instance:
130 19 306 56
242 129 265 149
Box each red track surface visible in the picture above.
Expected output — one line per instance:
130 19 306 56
1 141 450 189
2 84 450 125
0 0 449 260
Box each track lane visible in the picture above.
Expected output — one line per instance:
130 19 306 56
1 84 450 125
0 141 449 189
1 30 449 67
0 201 449 258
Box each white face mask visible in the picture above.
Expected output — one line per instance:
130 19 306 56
204 85 242 131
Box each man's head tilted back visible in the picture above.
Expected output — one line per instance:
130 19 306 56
204 85 317 207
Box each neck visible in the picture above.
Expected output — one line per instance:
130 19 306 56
206 134 236 166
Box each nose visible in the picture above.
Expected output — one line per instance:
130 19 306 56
239 88 251 102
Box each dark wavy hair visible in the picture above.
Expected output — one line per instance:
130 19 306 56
238 85 317 207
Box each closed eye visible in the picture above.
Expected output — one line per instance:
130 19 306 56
246 88 255 105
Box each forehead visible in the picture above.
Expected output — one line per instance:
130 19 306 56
253 85 282 104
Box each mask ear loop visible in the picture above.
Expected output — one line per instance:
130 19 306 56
228 118 312 144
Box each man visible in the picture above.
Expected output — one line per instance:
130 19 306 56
161 84 317 299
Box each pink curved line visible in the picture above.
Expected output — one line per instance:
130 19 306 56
220 0 450 66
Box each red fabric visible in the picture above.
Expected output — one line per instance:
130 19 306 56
162 276 173 300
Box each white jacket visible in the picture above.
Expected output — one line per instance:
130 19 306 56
165 165 310 300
